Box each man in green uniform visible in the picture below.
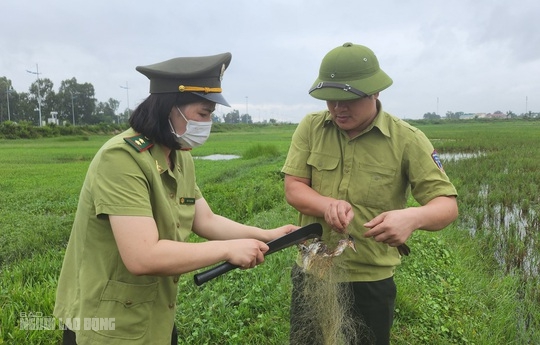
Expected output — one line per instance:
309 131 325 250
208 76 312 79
282 43 458 344
54 53 298 345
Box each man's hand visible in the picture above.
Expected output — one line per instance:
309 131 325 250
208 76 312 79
363 196 458 248
363 209 417 247
324 199 355 233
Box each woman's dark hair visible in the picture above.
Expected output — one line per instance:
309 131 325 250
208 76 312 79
129 92 204 150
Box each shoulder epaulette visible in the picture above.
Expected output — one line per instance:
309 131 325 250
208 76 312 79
124 134 154 152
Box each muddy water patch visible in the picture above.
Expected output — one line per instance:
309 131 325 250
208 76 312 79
439 151 485 162
466 185 539 278
194 154 241 161
487 205 537 277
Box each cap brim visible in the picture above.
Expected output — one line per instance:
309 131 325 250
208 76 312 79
193 92 230 107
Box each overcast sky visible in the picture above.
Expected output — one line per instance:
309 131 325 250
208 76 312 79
2 0 539 122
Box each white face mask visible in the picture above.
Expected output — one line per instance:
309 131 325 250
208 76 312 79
169 106 212 149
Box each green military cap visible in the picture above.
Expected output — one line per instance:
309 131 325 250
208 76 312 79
309 42 393 101
136 52 232 106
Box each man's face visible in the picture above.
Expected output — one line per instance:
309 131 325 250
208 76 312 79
326 93 379 137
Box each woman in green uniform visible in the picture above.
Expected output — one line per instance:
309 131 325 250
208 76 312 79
54 52 298 345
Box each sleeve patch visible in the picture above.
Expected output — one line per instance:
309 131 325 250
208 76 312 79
431 150 444 172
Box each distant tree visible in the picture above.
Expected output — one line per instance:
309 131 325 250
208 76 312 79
95 98 120 123
107 98 120 116
56 78 98 124
211 113 222 123
223 109 240 123
240 113 252 124
0 77 17 122
118 108 131 124
522 111 533 118
14 93 34 123
28 78 55 125
423 112 441 120
445 111 461 120
506 110 516 118
57 80 78 124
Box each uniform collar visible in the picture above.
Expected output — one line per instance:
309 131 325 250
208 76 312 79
322 99 391 138
323 111 334 127
369 99 391 138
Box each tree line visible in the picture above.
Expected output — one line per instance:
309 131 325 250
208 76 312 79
0 76 274 126
0 76 126 126
423 110 538 120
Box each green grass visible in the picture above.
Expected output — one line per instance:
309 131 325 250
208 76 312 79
1 120 539 344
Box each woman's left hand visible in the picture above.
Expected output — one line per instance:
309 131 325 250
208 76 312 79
263 224 300 242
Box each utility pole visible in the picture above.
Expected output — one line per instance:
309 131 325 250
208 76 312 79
26 64 43 126
5 82 13 121
119 82 130 122
69 90 78 125
245 96 248 123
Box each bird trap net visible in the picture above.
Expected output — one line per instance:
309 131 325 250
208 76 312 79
290 237 372 345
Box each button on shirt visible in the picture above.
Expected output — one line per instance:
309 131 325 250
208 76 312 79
282 101 457 282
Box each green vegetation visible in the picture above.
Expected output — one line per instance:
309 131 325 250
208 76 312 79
1 120 539 344
0 121 128 139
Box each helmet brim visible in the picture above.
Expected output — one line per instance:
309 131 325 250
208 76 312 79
309 69 393 101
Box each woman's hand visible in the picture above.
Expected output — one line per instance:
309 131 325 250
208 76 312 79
225 239 269 269
260 224 300 242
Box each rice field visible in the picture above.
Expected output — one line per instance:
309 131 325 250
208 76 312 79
0 120 539 344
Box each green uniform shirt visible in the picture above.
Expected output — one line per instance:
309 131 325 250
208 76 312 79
54 128 201 344
282 101 457 282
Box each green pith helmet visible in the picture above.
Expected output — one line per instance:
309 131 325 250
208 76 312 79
309 42 393 101
136 53 232 106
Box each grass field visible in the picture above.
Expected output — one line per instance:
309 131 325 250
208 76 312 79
1 120 539 344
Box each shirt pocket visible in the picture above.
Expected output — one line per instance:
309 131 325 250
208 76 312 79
94 280 158 339
351 163 397 209
307 152 340 197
